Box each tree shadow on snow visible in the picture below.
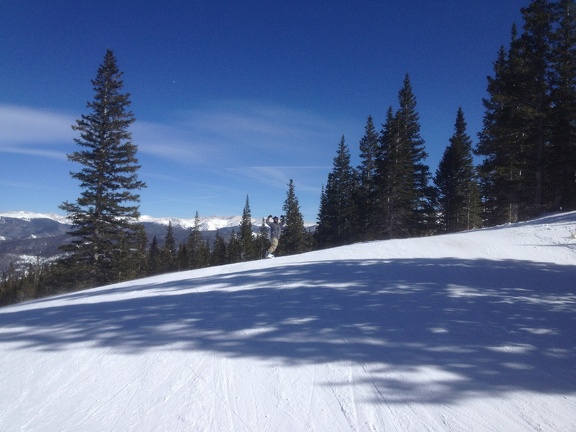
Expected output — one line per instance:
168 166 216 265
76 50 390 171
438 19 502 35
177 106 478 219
1 257 575 405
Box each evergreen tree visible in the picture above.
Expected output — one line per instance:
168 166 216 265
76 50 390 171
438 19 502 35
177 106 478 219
177 243 189 270
239 195 256 261
476 45 518 225
196 240 211 269
518 0 555 216
147 236 161 276
314 185 329 249
59 50 146 287
396 74 435 235
187 211 209 269
117 223 148 280
434 108 481 232
374 75 433 238
549 0 576 211
160 221 177 273
316 136 359 247
211 231 228 266
357 116 380 240
279 179 309 255
372 107 399 238
477 1 557 223
227 231 242 263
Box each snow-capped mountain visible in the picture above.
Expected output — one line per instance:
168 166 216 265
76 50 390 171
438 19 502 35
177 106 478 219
0 211 256 231
0 211 71 225
0 211 265 273
139 214 257 231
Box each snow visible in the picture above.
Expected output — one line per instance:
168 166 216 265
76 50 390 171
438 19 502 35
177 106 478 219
0 210 70 224
1 211 261 231
1 211 316 231
1 212 575 431
139 214 247 231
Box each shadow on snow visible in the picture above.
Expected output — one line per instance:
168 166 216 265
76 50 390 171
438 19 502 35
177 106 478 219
1 257 575 404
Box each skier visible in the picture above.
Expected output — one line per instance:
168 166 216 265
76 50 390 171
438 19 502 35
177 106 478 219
265 215 285 258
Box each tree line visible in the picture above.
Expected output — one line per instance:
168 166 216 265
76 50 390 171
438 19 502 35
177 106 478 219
317 0 576 247
2 0 575 306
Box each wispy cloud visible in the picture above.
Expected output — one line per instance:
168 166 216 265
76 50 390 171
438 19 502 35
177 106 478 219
0 104 74 159
1 101 348 164
0 101 349 220
228 165 330 192
134 101 350 190
181 100 341 151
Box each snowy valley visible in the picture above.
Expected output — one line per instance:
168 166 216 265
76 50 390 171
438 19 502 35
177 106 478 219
0 211 272 273
0 212 575 431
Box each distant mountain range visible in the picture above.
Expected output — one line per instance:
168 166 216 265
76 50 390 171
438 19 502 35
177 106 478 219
0 211 299 274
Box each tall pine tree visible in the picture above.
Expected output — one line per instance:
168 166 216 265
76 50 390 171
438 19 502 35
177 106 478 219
316 136 359 247
357 116 380 240
280 179 309 255
374 75 432 238
160 221 177 273
187 211 209 269
239 195 256 261
59 50 146 287
549 0 576 211
476 1 574 223
434 108 481 232
476 44 520 225
517 0 555 217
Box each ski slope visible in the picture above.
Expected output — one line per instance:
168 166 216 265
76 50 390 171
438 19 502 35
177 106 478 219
1 213 575 431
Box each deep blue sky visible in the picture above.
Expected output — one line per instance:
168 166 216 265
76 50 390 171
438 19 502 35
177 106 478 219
1 1 528 221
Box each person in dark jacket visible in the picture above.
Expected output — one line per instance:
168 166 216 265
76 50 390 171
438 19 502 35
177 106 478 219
265 215 285 258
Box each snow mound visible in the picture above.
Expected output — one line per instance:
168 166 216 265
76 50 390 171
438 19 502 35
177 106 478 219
1 212 575 431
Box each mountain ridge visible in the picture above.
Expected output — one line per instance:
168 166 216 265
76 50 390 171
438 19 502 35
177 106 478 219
0 211 265 273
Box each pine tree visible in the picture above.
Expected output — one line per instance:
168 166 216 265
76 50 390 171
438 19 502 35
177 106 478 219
372 107 399 238
518 0 555 217
373 75 433 238
316 136 359 247
187 211 209 269
357 116 380 240
196 240 211 269
549 0 576 211
476 45 518 225
397 74 434 235
239 195 256 261
59 50 146 287
211 231 228 266
227 231 242 263
434 108 481 232
279 179 309 255
314 185 329 249
117 222 148 280
147 236 161 275
160 221 177 273
477 1 558 223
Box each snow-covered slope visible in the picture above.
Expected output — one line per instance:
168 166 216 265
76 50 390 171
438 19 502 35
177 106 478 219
1 213 575 431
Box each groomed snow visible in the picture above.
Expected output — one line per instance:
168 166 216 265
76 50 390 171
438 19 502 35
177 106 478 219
1 213 575 431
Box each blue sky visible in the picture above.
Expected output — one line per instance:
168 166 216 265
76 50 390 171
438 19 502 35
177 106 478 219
1 1 527 222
